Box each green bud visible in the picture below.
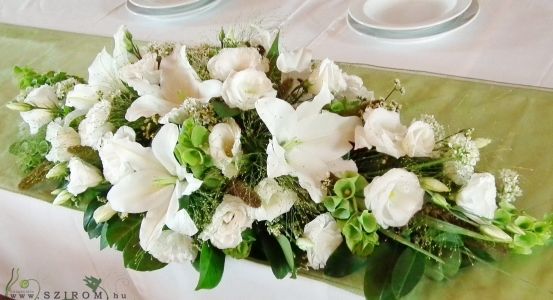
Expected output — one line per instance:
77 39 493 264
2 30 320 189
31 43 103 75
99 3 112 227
323 196 342 212
420 177 450 192
179 148 204 166
333 200 352 220
6 101 33 112
334 178 356 200
494 208 512 224
329 100 346 113
505 223 525 235
514 216 536 230
93 203 117 223
479 224 513 242
46 162 68 179
53 190 72 205
296 237 313 251
191 125 209 148
359 211 378 233
429 192 449 208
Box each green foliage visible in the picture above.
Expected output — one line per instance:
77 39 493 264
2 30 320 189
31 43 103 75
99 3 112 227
13 66 83 90
324 242 367 278
257 225 291 279
390 248 425 299
180 189 223 232
223 229 256 259
342 211 379 257
67 145 102 169
212 99 241 118
323 173 368 220
276 235 296 277
122 29 142 60
187 45 219 81
196 242 226 290
328 98 364 116
9 128 50 175
265 32 281 83
175 118 211 171
364 242 402 300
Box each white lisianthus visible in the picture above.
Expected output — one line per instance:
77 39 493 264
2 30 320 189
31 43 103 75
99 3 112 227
93 203 117 223
249 24 276 52
308 59 347 95
251 178 297 221
301 213 342 269
355 107 407 158
276 48 312 74
200 194 253 249
20 85 59 134
221 69 277 110
78 100 114 150
98 126 137 184
364 168 424 229
45 119 80 163
67 157 103 196
456 173 497 220
208 119 242 178
125 45 222 121
148 230 198 263
106 123 203 251
255 87 361 202
119 53 161 96
113 25 137 69
207 47 269 81
339 74 374 100
402 121 435 157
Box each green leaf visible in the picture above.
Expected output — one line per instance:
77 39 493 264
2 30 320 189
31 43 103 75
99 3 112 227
212 100 241 118
105 215 141 251
196 242 226 290
324 242 366 278
266 31 280 64
191 125 209 148
123 233 166 271
259 229 290 279
276 235 296 277
364 242 401 300
391 248 425 299
99 224 109 250
380 229 444 264
424 259 444 281
83 199 103 239
192 255 201 272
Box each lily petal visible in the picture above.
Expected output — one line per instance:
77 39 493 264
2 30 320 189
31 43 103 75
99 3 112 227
255 97 295 138
152 123 180 175
65 84 100 111
165 183 198 236
125 94 176 121
296 85 333 120
160 45 201 103
139 204 168 251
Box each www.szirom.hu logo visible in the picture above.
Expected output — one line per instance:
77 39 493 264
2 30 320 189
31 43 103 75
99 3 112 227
3 268 127 299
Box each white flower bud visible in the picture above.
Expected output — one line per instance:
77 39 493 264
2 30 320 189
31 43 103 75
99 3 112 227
93 203 117 223
479 224 512 242
420 177 450 192
53 190 72 205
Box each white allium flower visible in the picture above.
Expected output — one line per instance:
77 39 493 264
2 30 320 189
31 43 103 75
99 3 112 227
221 69 277 110
148 230 198 263
20 85 59 134
276 48 312 74
301 213 342 269
364 168 424 229
67 157 103 196
251 178 297 221
354 107 407 158
402 121 435 157
444 133 480 185
207 47 269 81
78 100 114 150
308 59 347 95
98 126 137 184
200 194 253 249
497 169 523 203
45 119 81 163
208 119 242 178
456 173 497 221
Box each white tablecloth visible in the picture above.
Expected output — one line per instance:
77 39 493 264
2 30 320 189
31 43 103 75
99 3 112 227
1 0 553 299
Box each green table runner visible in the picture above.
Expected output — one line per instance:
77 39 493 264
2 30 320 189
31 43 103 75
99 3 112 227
1 23 552 299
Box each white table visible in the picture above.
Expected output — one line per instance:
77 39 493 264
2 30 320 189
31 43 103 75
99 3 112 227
1 0 553 299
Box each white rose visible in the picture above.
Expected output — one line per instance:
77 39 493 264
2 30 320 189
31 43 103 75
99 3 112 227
209 119 242 178
364 168 424 229
276 48 312 74
456 173 497 220
402 121 435 157
45 119 81 163
301 213 342 269
67 157 103 196
78 100 114 150
308 59 347 95
20 85 59 134
98 126 137 184
221 69 277 110
338 74 374 100
251 178 297 221
119 52 161 96
355 107 407 158
148 230 198 263
200 194 253 249
207 47 269 81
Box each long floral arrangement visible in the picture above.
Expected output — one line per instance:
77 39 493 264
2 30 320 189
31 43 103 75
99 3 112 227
6 26 553 298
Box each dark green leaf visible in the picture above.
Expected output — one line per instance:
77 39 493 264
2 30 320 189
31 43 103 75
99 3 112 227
276 235 296 277
364 242 401 300
192 254 201 272
391 248 425 299
196 243 226 290
259 229 290 279
83 199 103 239
266 32 280 64
324 242 366 278
105 215 141 251
212 99 241 118
99 224 109 250
123 233 166 271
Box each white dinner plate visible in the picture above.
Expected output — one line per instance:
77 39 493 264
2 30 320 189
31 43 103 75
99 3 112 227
349 0 472 31
348 0 479 40
127 0 218 18
129 0 201 10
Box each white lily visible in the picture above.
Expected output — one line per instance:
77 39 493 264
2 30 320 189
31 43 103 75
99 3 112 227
20 85 59 134
125 45 222 122
255 86 361 202
106 123 203 251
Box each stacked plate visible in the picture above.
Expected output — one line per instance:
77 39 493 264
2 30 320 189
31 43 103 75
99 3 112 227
127 0 219 18
347 0 479 39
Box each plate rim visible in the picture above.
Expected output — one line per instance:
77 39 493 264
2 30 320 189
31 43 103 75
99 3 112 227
126 0 218 17
129 0 202 10
349 0 472 31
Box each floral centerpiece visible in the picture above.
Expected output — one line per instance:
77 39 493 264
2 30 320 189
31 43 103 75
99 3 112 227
6 25 553 299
